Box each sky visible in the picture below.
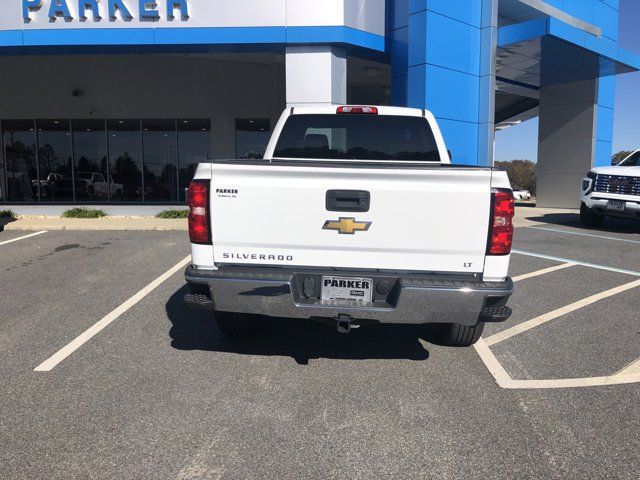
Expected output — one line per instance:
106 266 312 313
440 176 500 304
494 0 640 162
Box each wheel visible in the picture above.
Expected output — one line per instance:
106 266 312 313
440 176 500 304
580 202 605 227
214 311 258 337
440 322 485 347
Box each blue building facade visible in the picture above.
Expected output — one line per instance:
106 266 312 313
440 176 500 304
0 0 637 207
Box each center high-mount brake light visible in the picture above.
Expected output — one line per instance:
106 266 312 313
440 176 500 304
487 189 515 256
336 106 378 114
188 180 210 244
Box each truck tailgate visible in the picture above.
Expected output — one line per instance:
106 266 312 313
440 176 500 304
210 163 492 273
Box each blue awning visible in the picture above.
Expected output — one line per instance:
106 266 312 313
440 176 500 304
496 17 640 94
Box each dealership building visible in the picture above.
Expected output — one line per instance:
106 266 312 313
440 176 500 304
0 0 637 208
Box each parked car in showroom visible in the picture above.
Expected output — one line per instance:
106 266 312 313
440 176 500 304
580 150 640 226
76 172 124 199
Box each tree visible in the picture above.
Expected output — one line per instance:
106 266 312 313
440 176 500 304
494 159 537 195
612 150 634 165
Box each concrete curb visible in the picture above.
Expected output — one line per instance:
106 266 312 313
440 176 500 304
2 216 188 231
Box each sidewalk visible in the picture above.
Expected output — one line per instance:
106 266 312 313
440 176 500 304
1 216 187 231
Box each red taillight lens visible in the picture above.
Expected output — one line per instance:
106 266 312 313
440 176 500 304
488 189 515 255
336 106 378 114
188 180 210 244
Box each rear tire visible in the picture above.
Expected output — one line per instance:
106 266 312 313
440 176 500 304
214 311 258 337
440 322 485 347
580 202 605 227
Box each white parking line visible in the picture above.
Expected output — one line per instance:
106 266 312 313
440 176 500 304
475 247 640 389
616 357 640 377
34 255 191 372
512 262 576 282
527 226 640 245
512 250 640 277
475 339 640 390
484 279 640 347
0 230 47 246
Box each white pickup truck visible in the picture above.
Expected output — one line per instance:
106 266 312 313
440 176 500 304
580 150 640 226
184 105 514 347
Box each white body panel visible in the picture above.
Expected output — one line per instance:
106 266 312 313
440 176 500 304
210 163 492 273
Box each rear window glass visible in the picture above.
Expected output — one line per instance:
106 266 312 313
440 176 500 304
273 114 441 161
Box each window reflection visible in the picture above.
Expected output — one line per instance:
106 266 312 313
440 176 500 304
236 119 270 159
142 120 178 202
108 120 142 202
37 120 73 202
2 120 37 201
73 120 109 201
1 118 212 204
178 119 211 202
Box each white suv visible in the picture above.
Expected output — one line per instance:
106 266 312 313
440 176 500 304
580 150 640 227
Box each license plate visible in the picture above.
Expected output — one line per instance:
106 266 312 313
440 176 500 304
321 276 373 304
607 200 626 212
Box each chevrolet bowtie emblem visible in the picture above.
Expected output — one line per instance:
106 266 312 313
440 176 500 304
322 217 372 235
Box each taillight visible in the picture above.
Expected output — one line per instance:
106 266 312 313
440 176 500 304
488 189 515 256
188 180 210 244
336 106 378 114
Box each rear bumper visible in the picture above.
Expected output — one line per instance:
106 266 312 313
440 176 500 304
184 266 513 327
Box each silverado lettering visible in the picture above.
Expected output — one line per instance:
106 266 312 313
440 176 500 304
223 253 293 261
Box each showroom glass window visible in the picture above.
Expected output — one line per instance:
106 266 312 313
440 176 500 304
2 120 37 201
37 120 73 202
142 120 178 202
236 119 270 159
178 119 211 202
108 119 143 202
72 120 108 201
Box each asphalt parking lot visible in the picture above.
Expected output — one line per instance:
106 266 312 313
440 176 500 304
1 212 639 479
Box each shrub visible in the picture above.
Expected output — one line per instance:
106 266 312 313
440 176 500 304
494 159 537 195
0 210 16 219
156 209 190 219
62 208 107 219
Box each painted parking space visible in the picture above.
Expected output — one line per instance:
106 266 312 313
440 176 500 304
491 286 640 380
0 230 47 246
0 230 189 379
484 264 634 338
513 227 640 272
477 221 640 390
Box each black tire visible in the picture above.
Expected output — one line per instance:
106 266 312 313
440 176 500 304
580 202 605 227
440 322 485 347
214 311 258 337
